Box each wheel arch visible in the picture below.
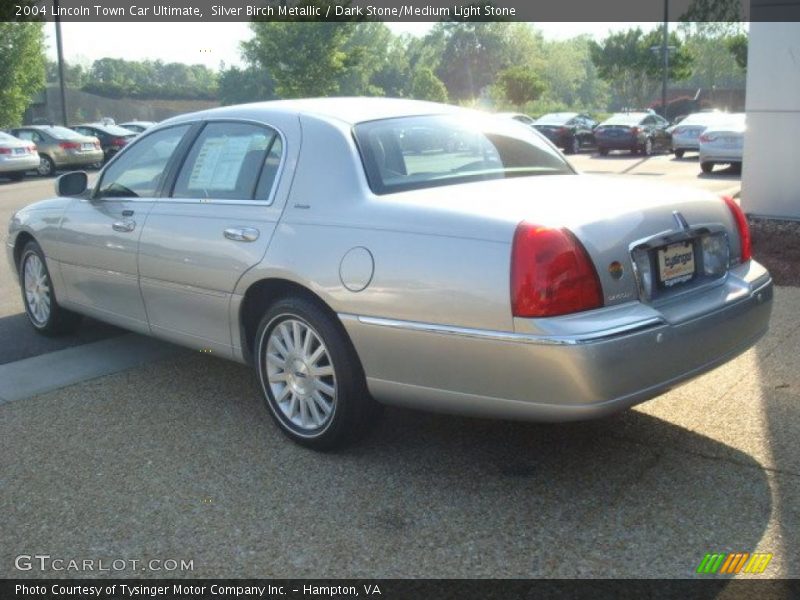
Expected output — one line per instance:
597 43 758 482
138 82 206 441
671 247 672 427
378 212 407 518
238 277 353 366
12 230 37 276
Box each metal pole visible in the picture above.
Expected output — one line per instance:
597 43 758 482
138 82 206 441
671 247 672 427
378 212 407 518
661 0 669 119
54 0 68 126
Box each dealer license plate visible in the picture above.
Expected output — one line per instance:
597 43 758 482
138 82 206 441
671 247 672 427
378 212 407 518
657 241 695 287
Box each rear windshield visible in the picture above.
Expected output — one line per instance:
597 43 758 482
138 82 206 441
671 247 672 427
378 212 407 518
98 124 138 136
354 115 572 195
534 113 576 125
44 126 85 140
601 114 645 126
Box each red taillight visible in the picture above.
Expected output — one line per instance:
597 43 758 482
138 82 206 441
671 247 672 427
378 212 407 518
111 137 128 147
630 126 640 135
722 196 752 263
0 147 11 155
59 141 80 150
510 222 604 318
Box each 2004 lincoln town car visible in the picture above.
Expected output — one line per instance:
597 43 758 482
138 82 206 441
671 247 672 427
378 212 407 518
7 98 773 449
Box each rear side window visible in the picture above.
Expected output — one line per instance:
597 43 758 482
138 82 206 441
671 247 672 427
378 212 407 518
354 114 571 195
172 122 282 201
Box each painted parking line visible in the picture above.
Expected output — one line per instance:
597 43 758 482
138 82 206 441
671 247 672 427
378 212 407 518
0 333 185 404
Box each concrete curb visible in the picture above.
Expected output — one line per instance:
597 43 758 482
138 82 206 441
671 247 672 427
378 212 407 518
0 333 184 404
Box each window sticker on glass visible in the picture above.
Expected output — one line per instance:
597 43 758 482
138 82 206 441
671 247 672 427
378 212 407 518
189 135 252 191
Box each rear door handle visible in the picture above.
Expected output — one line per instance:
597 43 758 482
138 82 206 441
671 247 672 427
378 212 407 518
112 220 136 233
224 227 260 242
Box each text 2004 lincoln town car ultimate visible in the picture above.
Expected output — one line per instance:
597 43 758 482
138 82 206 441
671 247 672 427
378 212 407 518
7 98 772 449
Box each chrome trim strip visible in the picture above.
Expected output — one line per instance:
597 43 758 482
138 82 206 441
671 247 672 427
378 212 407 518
338 314 665 346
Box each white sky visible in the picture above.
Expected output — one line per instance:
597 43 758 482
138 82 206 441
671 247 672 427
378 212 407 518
45 22 660 70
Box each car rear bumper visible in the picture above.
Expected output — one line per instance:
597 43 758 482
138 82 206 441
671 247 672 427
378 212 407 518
0 154 40 173
672 139 700 151
596 137 637 149
55 150 104 168
340 264 772 421
699 148 743 163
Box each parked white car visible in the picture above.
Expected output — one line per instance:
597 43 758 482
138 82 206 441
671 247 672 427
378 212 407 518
670 111 730 158
698 114 746 173
0 132 40 181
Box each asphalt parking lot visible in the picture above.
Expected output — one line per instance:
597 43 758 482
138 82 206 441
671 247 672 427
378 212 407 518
2 158 798 579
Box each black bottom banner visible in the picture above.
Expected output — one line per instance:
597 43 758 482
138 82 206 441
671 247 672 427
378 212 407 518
2 579 800 600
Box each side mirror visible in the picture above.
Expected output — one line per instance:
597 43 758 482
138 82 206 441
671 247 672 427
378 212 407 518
56 171 88 197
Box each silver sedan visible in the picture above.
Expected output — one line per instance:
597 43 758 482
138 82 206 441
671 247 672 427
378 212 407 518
6 98 773 449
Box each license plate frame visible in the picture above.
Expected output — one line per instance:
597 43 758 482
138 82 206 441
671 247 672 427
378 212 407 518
656 240 696 288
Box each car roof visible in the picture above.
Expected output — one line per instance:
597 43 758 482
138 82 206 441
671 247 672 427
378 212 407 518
163 97 467 128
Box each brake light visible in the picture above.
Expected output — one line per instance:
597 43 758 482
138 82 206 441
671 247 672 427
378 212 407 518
722 196 752 263
510 222 604 318
630 126 640 135
558 127 569 135
0 147 11 155
59 141 81 150
111 137 128 147
699 133 716 143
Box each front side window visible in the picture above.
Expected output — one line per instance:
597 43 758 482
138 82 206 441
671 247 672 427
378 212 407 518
354 114 572 195
96 125 190 199
172 122 282 201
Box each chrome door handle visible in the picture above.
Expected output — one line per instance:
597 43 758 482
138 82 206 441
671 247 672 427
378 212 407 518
224 227 260 242
112 220 136 233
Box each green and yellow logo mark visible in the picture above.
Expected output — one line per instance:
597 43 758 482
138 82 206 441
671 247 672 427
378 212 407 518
696 552 773 575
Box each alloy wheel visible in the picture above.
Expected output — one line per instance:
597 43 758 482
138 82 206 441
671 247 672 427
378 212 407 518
23 253 51 326
265 318 337 432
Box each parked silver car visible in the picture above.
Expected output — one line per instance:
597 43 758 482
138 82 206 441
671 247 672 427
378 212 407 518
699 114 746 173
0 132 40 181
670 111 730 158
6 99 773 449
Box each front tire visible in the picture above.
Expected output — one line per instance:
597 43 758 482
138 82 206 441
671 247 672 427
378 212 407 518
255 297 381 450
701 161 714 173
674 149 685 158
19 241 81 336
598 146 609 156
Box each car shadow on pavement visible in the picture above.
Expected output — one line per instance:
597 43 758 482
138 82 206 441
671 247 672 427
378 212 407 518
0 312 123 365
0 350 773 579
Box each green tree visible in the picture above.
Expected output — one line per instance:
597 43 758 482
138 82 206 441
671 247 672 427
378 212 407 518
589 27 693 110
678 23 746 88
409 67 448 102
243 21 358 97
726 33 748 71
218 65 276 105
434 22 542 101
497 66 544 106
0 22 46 127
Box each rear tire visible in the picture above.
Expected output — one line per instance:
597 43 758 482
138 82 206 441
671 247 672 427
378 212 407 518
674 149 685 158
598 147 609 156
254 296 382 450
701 162 714 173
37 154 55 177
19 241 82 336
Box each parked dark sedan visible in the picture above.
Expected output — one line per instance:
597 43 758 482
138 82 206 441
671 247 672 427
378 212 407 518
532 112 597 154
594 112 671 156
71 123 137 163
